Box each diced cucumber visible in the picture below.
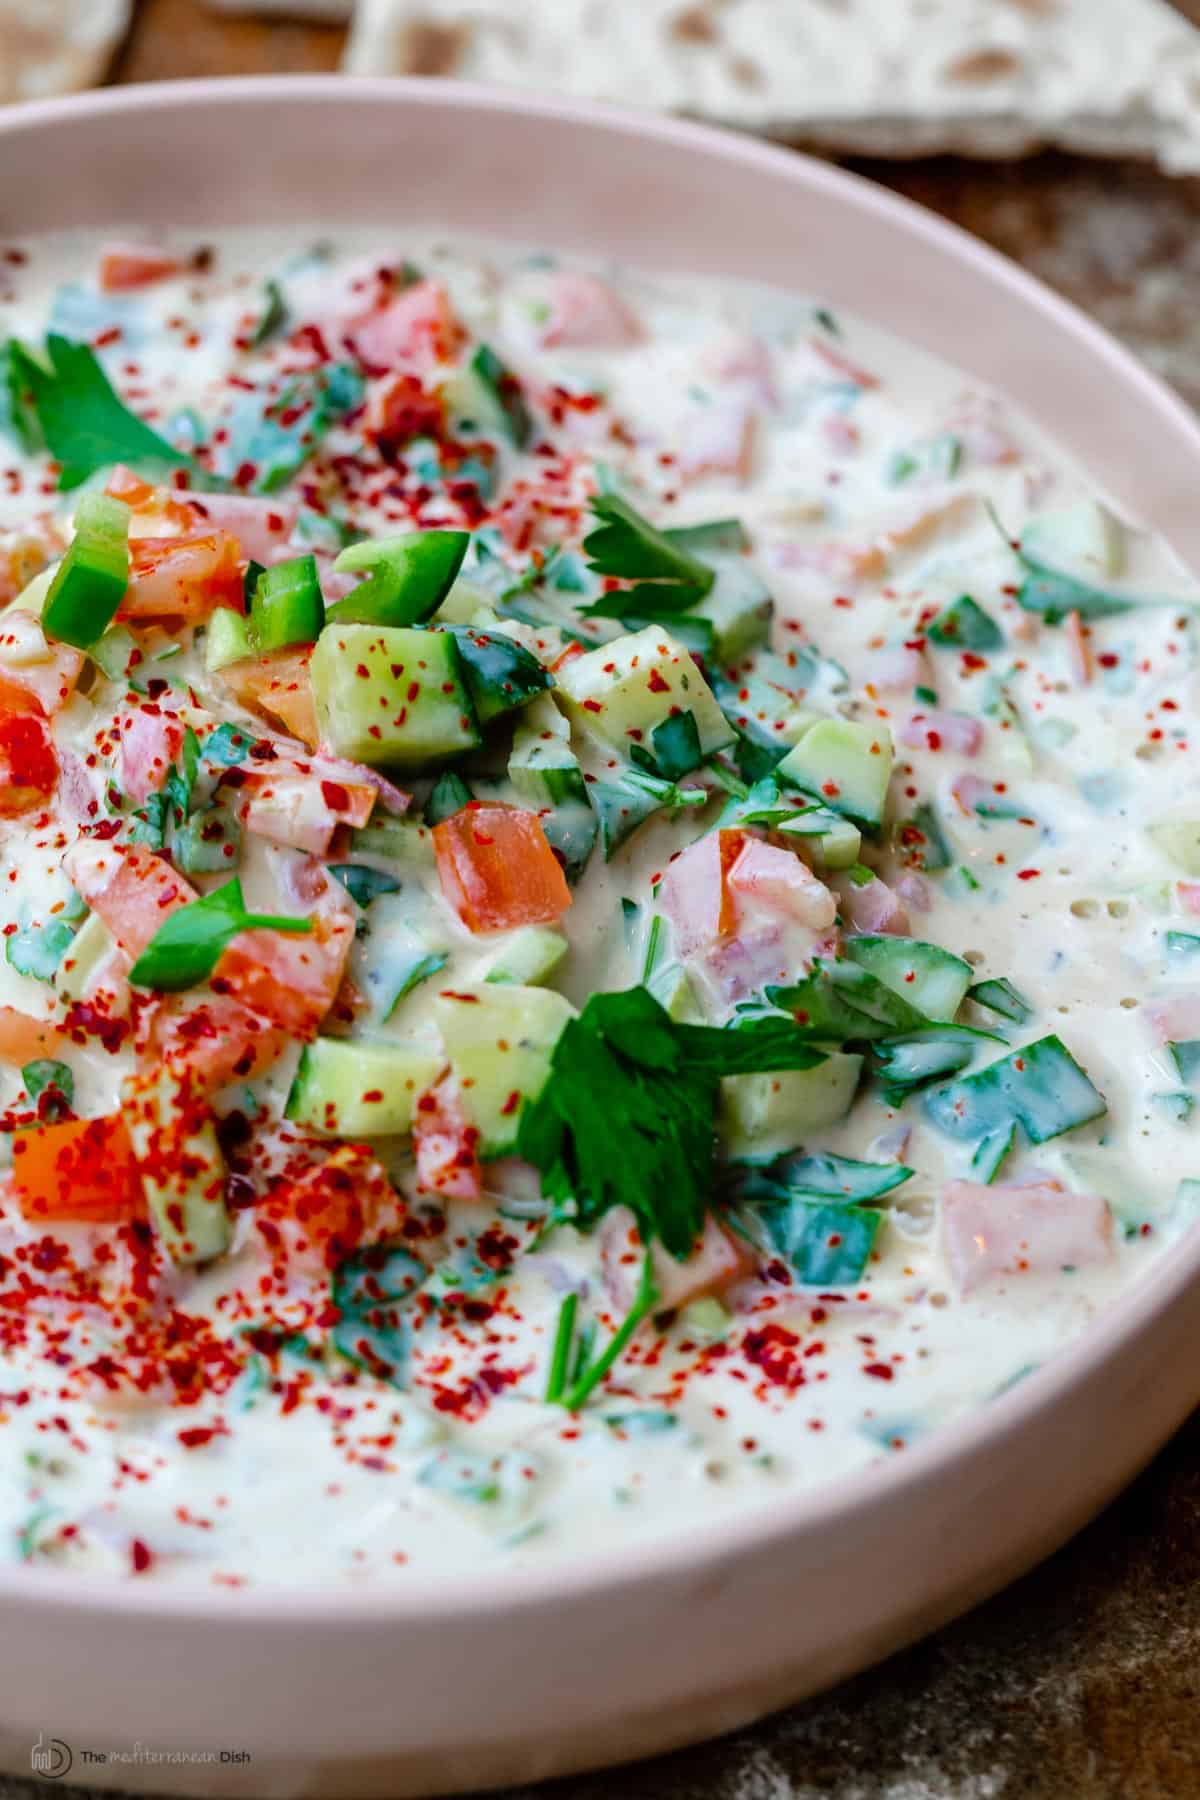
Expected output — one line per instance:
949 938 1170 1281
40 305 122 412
43 493 130 650
647 960 702 1022
750 800 862 872
967 977 1031 1023
205 608 252 672
737 1194 882 1287
432 982 575 1155
349 817 436 866
694 555 773 662
777 718 894 830
328 531 469 629
433 577 495 626
663 517 750 556
89 624 139 681
711 667 816 764
924 1034 1106 1146
442 345 532 449
903 801 952 872
121 1067 231 1266
719 1051 863 1158
249 554 324 650
509 694 588 807
845 936 972 1021
440 625 552 727
484 926 569 986
309 622 479 767
557 625 733 762
1147 820 1200 876
286 1036 443 1137
54 912 119 1005
1021 500 1125 584
1166 931 1200 962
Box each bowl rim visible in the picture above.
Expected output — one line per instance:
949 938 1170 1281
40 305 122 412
2 72 1199 1627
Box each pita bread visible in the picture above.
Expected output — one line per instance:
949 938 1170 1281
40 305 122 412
341 0 1200 173
0 0 130 104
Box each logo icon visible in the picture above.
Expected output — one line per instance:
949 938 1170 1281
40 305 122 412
31 1733 72 1780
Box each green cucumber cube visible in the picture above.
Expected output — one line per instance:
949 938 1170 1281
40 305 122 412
509 695 587 807
845 936 973 1021
328 530 469 629
719 1052 863 1159
309 622 479 768
695 555 773 662
432 982 575 1155
557 625 733 761
483 926 569 986
205 608 252 672
286 1037 444 1138
777 718 895 829
122 1067 231 1266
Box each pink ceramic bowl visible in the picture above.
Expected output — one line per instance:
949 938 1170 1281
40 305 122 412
1 76 1199 1800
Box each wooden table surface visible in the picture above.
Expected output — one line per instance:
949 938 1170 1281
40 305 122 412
20 6 1189 1799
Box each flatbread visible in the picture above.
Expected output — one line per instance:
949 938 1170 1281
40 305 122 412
0 0 130 104
341 0 1200 173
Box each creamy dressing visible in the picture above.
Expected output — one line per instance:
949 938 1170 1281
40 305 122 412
0 229 1196 1588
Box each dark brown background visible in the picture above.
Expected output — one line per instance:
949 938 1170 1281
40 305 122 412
14 4 1200 1796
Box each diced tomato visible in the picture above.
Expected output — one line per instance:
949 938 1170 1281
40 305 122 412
412 1077 482 1200
238 771 376 857
211 889 354 1040
351 280 466 374
726 837 838 930
106 466 159 509
173 492 298 565
677 400 756 484
533 273 641 351
0 611 84 715
257 1143 397 1277
217 649 319 750
601 1208 753 1312
98 244 183 293
0 681 57 815
148 994 290 1095
120 530 243 624
119 704 186 805
433 803 572 934
0 1006 65 1068
11 1113 146 1224
64 842 197 961
366 373 446 461
657 829 747 955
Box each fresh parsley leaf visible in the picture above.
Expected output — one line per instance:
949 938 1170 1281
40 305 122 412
581 494 715 620
766 959 931 1042
0 341 42 455
128 877 313 992
727 1150 913 1206
249 278 289 350
559 1251 659 1411
517 985 826 1259
9 335 199 490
